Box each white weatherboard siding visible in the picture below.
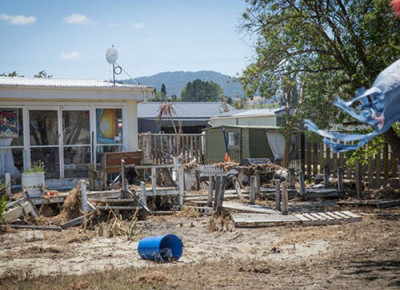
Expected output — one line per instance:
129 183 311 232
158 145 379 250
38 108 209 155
126 100 138 151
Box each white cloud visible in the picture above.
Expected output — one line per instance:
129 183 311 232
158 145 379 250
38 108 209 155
133 22 146 29
108 23 119 28
0 13 36 25
63 14 91 24
61 52 81 60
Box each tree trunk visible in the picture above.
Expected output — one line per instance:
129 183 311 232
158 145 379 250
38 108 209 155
383 127 400 159
283 125 292 168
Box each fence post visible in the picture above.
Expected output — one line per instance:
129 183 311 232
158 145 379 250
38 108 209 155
207 176 215 207
80 180 89 213
337 167 344 199
355 162 362 199
289 168 295 189
324 165 330 188
213 175 222 211
178 165 184 207
151 166 157 198
5 172 11 197
121 159 127 198
275 179 281 211
299 171 306 201
140 181 147 208
249 176 256 205
282 181 288 215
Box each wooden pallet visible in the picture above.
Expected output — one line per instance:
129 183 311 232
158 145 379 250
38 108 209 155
231 213 301 228
295 211 361 226
231 210 361 228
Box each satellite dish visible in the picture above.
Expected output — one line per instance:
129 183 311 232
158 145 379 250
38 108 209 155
106 46 118 64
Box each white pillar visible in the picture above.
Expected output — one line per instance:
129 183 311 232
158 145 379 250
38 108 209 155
126 100 138 151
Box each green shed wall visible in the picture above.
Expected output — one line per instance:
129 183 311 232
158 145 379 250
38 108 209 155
205 127 274 163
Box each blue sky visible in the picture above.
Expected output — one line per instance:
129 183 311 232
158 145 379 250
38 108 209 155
0 0 253 80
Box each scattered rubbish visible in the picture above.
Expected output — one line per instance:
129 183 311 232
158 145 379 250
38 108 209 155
138 234 183 262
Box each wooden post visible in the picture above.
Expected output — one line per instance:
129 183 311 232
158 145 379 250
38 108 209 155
207 176 215 207
355 162 362 199
89 164 96 191
337 167 344 199
232 177 244 200
324 165 329 188
151 166 157 198
140 181 147 208
80 180 89 212
299 171 306 201
195 169 200 191
121 159 127 199
249 176 256 205
288 168 295 189
255 170 260 195
216 175 227 214
300 133 305 173
281 181 288 215
383 142 389 182
275 179 281 211
5 172 11 197
178 165 184 207
213 175 222 211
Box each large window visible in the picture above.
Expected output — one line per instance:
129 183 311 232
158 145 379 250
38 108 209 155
63 110 91 178
29 110 60 179
0 108 24 179
96 108 123 162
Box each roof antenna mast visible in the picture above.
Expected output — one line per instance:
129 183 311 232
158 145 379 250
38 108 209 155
105 45 139 86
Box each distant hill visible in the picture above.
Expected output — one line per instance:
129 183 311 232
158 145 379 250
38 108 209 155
122 71 245 98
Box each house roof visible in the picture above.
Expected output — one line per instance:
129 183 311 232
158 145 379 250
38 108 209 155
138 102 234 120
213 107 285 119
0 76 153 90
203 124 280 130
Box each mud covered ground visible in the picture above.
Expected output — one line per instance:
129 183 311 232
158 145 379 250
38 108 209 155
0 205 399 289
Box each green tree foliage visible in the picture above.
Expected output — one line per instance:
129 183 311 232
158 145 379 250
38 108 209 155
34 70 52 78
161 83 167 96
0 71 24 77
180 79 223 102
240 0 400 159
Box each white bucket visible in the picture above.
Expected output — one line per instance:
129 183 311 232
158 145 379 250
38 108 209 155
21 172 45 198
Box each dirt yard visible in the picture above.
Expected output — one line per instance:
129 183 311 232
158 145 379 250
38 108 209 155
0 206 399 289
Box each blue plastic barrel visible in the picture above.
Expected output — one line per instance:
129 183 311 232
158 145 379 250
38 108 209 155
138 234 183 262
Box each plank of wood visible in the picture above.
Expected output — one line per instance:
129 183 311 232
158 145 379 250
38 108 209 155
97 205 141 210
222 202 277 214
337 199 400 208
309 213 327 221
317 212 335 220
231 213 301 228
324 212 344 220
61 215 91 229
90 198 138 203
294 214 310 222
340 211 362 219
1 225 62 231
232 177 244 200
333 211 354 220
302 213 318 221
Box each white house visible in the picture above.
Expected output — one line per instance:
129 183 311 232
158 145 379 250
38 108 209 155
0 77 155 180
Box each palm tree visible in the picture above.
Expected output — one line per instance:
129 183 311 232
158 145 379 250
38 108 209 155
157 102 181 156
157 102 178 134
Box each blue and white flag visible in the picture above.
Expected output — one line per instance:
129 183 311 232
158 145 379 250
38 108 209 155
305 59 400 152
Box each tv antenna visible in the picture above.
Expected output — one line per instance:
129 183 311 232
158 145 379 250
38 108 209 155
105 45 139 86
